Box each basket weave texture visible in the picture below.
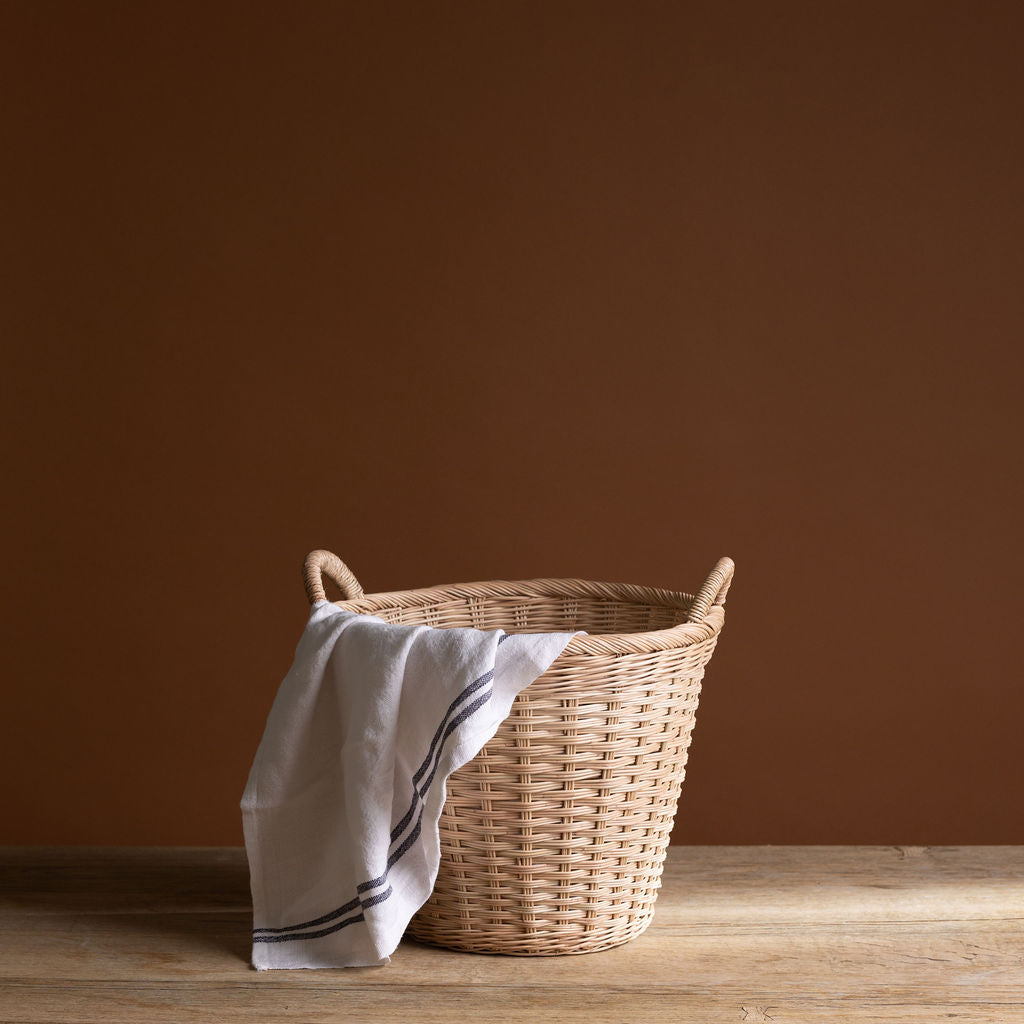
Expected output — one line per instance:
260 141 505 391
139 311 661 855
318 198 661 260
303 550 734 956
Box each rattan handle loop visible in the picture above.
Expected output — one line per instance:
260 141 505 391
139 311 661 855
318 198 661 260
684 556 735 624
303 550 365 604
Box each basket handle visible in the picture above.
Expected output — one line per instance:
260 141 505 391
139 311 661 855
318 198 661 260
685 556 735 624
303 550 365 604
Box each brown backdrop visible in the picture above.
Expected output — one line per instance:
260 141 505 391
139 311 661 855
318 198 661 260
3 2 1022 846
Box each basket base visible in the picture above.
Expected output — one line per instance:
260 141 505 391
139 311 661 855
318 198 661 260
404 907 656 956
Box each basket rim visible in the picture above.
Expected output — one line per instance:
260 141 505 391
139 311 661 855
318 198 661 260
329 575 725 656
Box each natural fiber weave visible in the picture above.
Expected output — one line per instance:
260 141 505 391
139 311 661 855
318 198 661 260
303 550 734 956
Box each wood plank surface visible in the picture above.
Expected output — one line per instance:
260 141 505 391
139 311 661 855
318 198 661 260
1 846 1021 1023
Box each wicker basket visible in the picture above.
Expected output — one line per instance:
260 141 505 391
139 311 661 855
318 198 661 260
303 550 735 956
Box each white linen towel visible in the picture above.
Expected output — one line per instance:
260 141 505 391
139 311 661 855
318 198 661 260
241 599 580 969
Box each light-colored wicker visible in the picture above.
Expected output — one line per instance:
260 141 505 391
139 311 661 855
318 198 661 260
302 549 735 956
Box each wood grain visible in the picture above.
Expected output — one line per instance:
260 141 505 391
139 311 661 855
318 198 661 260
1 846 1021 1023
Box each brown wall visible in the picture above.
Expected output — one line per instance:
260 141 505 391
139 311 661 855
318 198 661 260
3 2 1022 846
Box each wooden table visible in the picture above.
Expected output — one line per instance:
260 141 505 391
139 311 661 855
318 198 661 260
1 846 1022 1023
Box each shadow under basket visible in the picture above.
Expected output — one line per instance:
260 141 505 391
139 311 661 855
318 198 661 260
303 550 735 956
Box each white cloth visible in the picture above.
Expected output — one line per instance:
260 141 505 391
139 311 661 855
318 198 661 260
241 600 580 970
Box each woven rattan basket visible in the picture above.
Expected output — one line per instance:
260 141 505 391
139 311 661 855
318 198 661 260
303 549 735 956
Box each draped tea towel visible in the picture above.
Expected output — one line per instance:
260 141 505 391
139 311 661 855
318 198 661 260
241 600 580 969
